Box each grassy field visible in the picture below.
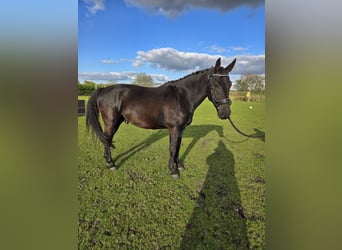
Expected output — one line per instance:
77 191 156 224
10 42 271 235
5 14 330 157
78 97 265 249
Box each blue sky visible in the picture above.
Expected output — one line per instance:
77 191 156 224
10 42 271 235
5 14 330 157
78 0 264 84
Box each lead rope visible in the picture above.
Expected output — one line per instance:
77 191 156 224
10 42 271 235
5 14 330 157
227 116 264 139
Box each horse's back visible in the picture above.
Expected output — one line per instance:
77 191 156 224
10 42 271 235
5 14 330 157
98 84 166 98
96 84 190 129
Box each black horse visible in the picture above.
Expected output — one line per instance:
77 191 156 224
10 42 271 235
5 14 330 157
86 58 236 178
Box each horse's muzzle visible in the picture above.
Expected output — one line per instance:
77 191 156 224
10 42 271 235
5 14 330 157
218 107 231 119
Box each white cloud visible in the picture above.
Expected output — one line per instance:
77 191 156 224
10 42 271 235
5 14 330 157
133 47 264 75
207 45 228 53
83 0 105 14
100 58 132 64
150 74 170 83
79 48 264 83
134 48 218 71
100 59 119 64
206 45 250 53
231 54 265 74
232 46 249 51
78 71 137 81
78 71 169 83
125 0 264 17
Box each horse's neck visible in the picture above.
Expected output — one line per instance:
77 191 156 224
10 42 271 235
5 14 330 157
178 70 212 111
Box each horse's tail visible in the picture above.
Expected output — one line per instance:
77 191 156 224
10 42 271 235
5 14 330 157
86 88 108 146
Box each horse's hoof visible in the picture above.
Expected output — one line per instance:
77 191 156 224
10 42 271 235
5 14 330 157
177 161 185 170
171 173 180 179
106 162 113 166
110 166 118 171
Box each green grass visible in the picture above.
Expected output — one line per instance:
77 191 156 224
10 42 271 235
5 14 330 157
78 96 89 102
78 98 265 249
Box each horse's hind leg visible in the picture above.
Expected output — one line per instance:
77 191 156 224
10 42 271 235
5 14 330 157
103 114 124 170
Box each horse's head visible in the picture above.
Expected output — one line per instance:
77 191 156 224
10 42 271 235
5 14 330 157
207 58 236 119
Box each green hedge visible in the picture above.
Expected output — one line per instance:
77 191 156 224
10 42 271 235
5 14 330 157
78 84 95 96
230 91 265 101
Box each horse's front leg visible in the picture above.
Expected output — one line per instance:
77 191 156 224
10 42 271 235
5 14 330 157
175 129 185 171
168 127 182 179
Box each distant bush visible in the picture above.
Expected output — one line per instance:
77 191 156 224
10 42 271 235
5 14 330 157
230 91 265 101
78 83 96 96
96 82 116 88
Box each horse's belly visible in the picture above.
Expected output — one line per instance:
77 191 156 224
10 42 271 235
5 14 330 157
121 102 186 129
123 112 166 130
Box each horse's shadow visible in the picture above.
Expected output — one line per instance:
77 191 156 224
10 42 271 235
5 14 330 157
113 125 224 167
180 140 250 249
254 128 265 142
113 126 251 248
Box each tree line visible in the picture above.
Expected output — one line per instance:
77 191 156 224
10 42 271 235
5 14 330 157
78 73 154 96
234 74 265 93
79 73 265 97
234 74 265 101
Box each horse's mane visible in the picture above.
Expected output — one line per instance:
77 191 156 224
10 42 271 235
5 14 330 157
164 67 212 85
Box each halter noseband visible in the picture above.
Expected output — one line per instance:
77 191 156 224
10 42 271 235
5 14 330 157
207 74 232 107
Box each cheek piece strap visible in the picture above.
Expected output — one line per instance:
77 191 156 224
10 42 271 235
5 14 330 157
207 74 232 107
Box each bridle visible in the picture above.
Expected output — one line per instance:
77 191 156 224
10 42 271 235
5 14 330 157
207 74 232 107
208 74 265 139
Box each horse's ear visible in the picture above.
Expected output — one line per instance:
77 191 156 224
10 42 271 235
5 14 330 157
225 58 236 72
214 58 221 71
